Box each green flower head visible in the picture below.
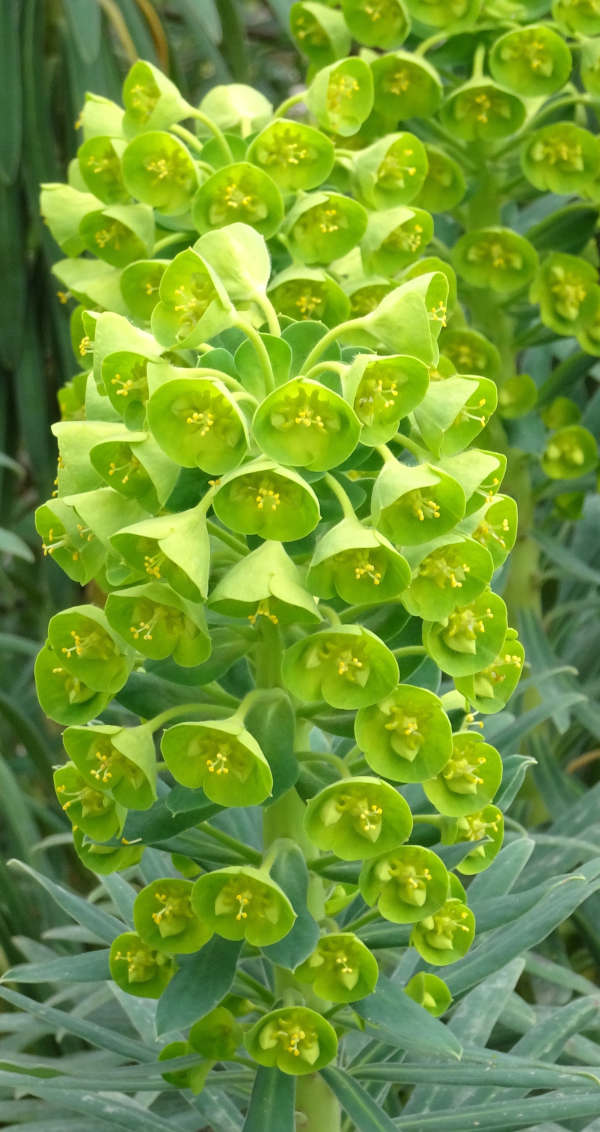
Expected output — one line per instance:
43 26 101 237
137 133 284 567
305 776 413 860
453 228 539 295
36 497 106 585
422 589 508 677
47 604 133 697
252 377 360 472
441 80 525 143
463 494 518 568
209 540 320 626
134 878 212 954
402 535 494 622
490 25 572 98
351 132 429 210
342 353 429 445
307 516 411 605
283 624 399 710
110 931 176 998
121 131 198 215
372 460 466 546
269 266 350 326
111 508 210 603
122 60 192 135
371 52 442 121
360 844 449 923
446 805 504 874
247 119 335 191
410 898 475 964
54 762 126 841
455 628 524 713
522 123 599 195
161 718 273 807
191 865 295 947
245 1006 338 1075
355 684 452 783
343 0 410 48
35 643 111 727
424 731 503 816
79 203 154 268
73 830 144 876
213 459 321 542
105 582 211 668
78 135 128 205
192 163 283 239
306 57 375 137
295 932 379 1002
416 145 466 212
284 192 368 266
541 425 598 479
151 248 233 349
290 2 351 67
62 722 157 811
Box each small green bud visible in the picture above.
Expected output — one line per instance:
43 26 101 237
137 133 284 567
122 60 192 135
189 1006 242 1059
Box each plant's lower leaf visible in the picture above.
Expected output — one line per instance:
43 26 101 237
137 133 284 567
155 937 241 1036
242 1067 295 1132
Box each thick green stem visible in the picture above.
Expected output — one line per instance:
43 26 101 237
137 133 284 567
233 317 275 392
273 91 306 118
186 111 234 162
295 1074 342 1132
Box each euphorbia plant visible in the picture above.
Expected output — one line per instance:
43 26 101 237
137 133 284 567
34 0 600 1121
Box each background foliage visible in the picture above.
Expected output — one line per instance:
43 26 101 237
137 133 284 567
2 1 600 1131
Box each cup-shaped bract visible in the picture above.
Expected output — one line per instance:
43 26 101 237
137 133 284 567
73 830 144 875
213 459 321 541
401 256 457 311
78 136 129 205
405 0 480 25
111 507 210 603
121 131 198 214
306 57 375 137
151 248 233 349
532 253 599 336
402 535 494 622
453 228 539 295
342 353 429 445
372 460 466 546
54 762 126 841
192 163 283 239
361 205 434 276
371 52 443 121
283 624 399 709
455 628 524 713
295 932 379 1001
284 192 368 266
461 493 517 569
541 425 598 478
424 732 503 816
305 776 413 860
411 376 497 457
63 722 157 810
497 374 538 420
105 582 210 668
342 0 410 47
40 183 104 258
161 717 273 806
422 589 509 677
268 266 350 326
290 2 351 67
193 223 271 305
416 145 466 212
36 497 106 585
110 931 176 998
79 203 154 267
102 353 151 426
247 118 335 191
47 604 133 696
209 540 320 625
489 25 571 97
441 80 525 142
351 132 428 209
410 898 475 963
89 430 179 513
198 83 272 137
522 123 600 194
307 517 411 604
347 277 395 318
356 684 452 782
189 1006 242 1060
245 1006 338 1075
252 377 360 472
441 327 501 380
147 366 248 474
134 878 212 954
360 844 449 922
447 805 504 873
122 60 192 135
357 272 448 364
120 258 167 322
404 971 452 1017
35 643 112 726
191 865 295 946
553 0 600 33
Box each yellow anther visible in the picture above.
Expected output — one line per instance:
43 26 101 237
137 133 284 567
206 751 229 776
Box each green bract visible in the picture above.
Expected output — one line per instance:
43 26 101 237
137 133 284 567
371 52 443 120
445 805 505 873
252 377 360 471
453 228 539 294
490 25 572 96
54 761 126 840
342 353 429 444
161 718 273 805
441 80 525 142
109 932 176 998
105 582 210 667
110 508 210 602
541 425 598 478
532 253 598 335
284 192 368 265
402 535 494 621
306 57 375 136
342 0 410 48
134 878 211 954
410 898 475 963
146 363 248 473
521 123 600 193
416 144 466 212
213 459 321 541
422 589 509 677
360 845 449 922
404 972 452 1016
290 2 352 67
351 132 428 210
372 459 466 545
455 628 525 713
307 516 410 604
245 1006 338 1075
46 604 132 696
151 248 233 348
423 731 503 816
282 625 399 709
247 119 335 191
62 722 156 810
192 163 283 238
191 866 295 946
355 684 453 782
295 932 379 1001
121 131 198 214
209 540 320 625
304 776 413 859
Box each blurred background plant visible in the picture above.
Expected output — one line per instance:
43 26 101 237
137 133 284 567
0 0 298 960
